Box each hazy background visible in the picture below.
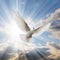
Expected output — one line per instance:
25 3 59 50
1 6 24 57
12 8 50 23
0 0 60 60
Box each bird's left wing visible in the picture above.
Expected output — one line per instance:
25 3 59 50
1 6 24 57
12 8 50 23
12 11 30 32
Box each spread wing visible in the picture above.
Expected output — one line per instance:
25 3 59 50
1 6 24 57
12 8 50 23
22 23 51 40
13 11 30 32
32 23 51 36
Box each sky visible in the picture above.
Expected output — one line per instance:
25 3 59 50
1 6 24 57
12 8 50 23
0 0 60 60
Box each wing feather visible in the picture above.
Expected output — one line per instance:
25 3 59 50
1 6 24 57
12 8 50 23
13 12 30 32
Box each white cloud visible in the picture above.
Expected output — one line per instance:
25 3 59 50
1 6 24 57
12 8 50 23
45 8 60 23
46 42 60 59
41 8 60 40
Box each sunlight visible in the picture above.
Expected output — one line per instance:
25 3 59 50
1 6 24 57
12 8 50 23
16 0 18 11
3 15 35 51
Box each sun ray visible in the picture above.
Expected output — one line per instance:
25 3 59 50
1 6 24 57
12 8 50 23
16 0 19 12
20 0 27 16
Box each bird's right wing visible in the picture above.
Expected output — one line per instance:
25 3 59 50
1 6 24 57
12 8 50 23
13 11 30 32
32 23 51 36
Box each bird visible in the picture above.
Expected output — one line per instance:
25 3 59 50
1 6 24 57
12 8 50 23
12 11 51 42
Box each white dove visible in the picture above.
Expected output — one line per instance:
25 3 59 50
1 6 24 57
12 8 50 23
12 12 51 42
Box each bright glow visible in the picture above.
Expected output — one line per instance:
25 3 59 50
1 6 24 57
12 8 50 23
1 16 35 51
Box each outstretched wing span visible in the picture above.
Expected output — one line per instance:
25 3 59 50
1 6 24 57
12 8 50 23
24 23 51 41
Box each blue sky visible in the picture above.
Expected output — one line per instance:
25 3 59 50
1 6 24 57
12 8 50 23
0 0 60 46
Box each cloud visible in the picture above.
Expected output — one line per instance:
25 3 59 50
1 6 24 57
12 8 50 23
49 32 60 40
35 8 60 27
46 42 60 60
41 8 60 40
47 42 60 50
45 8 60 23
0 42 60 60
32 8 60 28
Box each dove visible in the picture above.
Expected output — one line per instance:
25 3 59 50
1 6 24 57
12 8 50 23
12 11 51 42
